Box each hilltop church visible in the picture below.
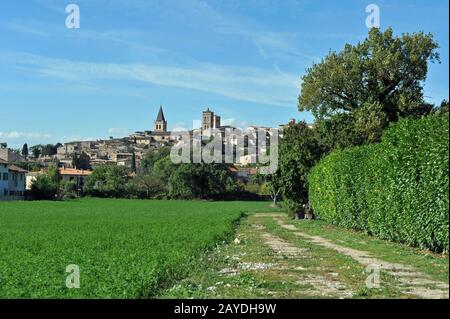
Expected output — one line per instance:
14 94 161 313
130 106 173 145
132 106 229 144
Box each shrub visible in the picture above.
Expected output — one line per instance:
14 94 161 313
31 175 59 200
83 165 130 198
309 114 449 252
278 121 324 215
60 180 78 199
168 163 235 200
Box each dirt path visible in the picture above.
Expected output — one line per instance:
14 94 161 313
270 215 449 299
259 229 353 298
162 212 448 299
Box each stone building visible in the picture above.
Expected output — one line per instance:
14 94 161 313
56 106 175 169
202 108 221 130
0 143 25 162
50 105 279 170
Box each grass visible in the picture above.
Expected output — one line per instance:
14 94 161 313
0 198 274 299
1 200 447 299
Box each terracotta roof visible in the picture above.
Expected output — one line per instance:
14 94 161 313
59 168 92 176
8 165 28 173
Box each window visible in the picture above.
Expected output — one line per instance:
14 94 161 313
3 173 8 181
3 189 7 196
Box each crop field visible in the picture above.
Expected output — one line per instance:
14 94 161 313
0 199 272 298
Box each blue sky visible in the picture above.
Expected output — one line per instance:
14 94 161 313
0 0 448 148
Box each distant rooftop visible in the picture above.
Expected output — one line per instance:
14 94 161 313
8 165 28 173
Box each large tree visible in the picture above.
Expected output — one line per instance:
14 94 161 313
41 144 59 157
141 147 171 173
21 143 29 157
30 145 42 158
72 152 91 170
83 165 129 198
30 164 61 200
168 163 235 200
299 27 440 147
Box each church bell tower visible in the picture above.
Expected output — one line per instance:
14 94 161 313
154 106 168 132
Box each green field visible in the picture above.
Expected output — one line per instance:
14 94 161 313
0 199 272 298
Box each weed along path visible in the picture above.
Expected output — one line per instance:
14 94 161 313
161 212 449 299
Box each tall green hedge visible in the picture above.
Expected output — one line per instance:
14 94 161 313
309 114 449 252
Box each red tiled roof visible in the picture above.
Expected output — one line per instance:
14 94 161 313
229 167 239 173
59 168 92 176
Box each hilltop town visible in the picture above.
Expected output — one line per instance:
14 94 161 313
1 106 290 171
0 106 293 201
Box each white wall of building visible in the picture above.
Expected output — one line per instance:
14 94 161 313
0 162 26 201
0 162 9 201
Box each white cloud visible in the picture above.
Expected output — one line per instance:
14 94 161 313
4 22 50 37
0 131 52 139
0 131 102 149
0 51 299 108
153 0 320 61
221 118 252 129
0 131 53 149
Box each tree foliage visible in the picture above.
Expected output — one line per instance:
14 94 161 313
30 145 41 159
31 175 59 200
21 143 29 157
83 165 130 198
30 164 61 200
168 163 236 200
141 147 171 173
278 121 325 214
299 27 439 148
72 152 91 170
309 114 449 252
